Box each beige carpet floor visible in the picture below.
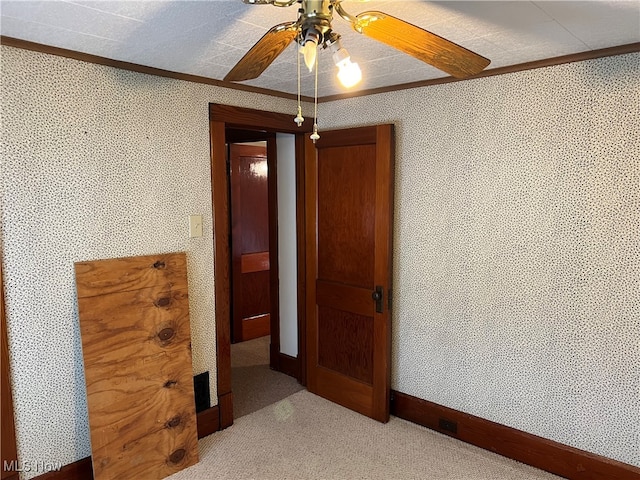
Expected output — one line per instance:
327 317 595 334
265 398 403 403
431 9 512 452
230 336 305 418
169 388 563 480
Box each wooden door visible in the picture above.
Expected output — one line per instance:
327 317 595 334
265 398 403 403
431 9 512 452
305 125 395 422
230 144 271 343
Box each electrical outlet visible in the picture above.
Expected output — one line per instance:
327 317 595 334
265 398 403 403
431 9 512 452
438 418 458 434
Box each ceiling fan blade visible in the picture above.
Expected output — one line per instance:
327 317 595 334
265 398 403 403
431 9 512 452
354 11 490 78
224 22 298 82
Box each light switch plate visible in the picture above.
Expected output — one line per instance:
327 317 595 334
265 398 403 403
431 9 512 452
189 215 203 238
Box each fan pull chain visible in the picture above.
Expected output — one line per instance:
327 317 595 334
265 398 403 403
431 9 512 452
294 35 304 127
310 46 320 143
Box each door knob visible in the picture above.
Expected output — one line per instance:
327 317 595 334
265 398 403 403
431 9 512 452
372 286 383 313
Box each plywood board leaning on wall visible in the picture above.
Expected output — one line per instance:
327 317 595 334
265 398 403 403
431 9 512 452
75 253 198 480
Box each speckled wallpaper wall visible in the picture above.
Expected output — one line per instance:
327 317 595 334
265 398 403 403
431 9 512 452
0 46 300 478
2 44 639 475
319 52 640 467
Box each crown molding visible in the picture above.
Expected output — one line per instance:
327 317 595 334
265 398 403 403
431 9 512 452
319 42 640 102
2 36 638 104
0 36 314 103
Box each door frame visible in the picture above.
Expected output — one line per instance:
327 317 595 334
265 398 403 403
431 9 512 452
209 104 312 428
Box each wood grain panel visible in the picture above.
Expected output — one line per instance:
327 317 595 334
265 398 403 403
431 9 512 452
357 12 490 78
33 404 222 480
224 23 297 82
75 253 198 480
241 313 271 341
316 280 373 317
317 144 376 288
241 252 270 273
315 367 373 418
314 126 377 148
317 306 373 385
75 253 185 298
233 151 269 254
238 271 270 320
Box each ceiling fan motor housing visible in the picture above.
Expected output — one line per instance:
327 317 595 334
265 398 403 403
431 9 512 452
299 0 334 44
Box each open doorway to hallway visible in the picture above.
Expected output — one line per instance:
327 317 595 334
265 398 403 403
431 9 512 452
225 128 304 419
210 104 311 429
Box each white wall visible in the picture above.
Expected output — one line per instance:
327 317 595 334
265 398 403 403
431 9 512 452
0 46 300 479
319 52 640 467
276 133 298 357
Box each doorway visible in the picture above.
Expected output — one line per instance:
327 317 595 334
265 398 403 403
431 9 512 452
226 130 304 418
210 105 312 428
211 106 395 428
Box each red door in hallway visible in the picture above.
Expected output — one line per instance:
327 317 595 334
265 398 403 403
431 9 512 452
305 124 395 422
229 143 271 343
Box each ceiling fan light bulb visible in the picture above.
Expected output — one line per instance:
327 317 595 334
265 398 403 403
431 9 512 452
302 39 318 72
336 58 362 88
301 28 320 73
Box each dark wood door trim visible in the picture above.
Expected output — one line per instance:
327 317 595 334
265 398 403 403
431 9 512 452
210 105 314 134
266 136 281 368
210 119 232 418
373 124 395 418
210 105 312 427
296 134 310 387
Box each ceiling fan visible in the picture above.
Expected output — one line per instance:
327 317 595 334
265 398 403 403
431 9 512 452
224 0 491 84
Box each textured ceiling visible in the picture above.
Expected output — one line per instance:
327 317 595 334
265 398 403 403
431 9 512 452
1 1 639 98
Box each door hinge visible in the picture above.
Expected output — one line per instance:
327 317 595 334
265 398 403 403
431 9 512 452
388 287 392 311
